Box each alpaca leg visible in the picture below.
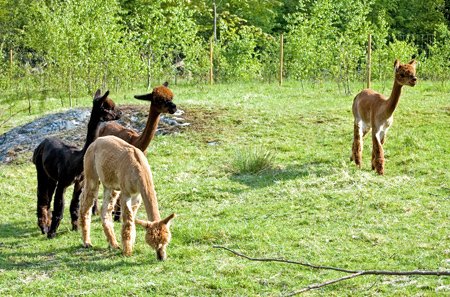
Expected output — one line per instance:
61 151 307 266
92 198 99 215
101 188 120 249
80 180 99 248
351 122 363 167
130 195 141 247
372 131 385 175
47 184 67 239
69 179 83 231
121 196 136 256
112 191 122 222
36 171 56 234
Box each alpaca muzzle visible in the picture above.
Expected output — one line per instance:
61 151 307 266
167 102 177 114
156 248 167 261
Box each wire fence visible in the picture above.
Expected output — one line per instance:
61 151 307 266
0 32 448 126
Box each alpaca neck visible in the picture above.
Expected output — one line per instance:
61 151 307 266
139 166 161 222
140 174 161 222
81 113 101 154
385 80 403 117
135 106 161 151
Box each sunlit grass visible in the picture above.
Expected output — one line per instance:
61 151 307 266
0 80 449 296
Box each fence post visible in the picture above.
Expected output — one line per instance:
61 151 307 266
367 33 372 89
9 49 13 88
279 33 284 86
210 38 214 85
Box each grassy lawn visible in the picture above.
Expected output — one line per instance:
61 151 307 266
0 80 449 296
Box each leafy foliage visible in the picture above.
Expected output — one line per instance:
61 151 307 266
0 0 449 104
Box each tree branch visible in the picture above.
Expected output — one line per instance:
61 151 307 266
213 245 450 294
285 272 364 296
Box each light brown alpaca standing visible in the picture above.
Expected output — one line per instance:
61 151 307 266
79 135 175 260
351 59 417 175
97 82 176 152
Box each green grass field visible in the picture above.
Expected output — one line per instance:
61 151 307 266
0 81 449 296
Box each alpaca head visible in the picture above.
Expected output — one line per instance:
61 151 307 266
394 59 417 87
133 82 177 114
135 213 176 261
93 89 122 121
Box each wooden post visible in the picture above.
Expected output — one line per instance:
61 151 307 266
367 34 372 89
213 2 217 42
209 38 214 85
279 33 284 86
9 49 13 87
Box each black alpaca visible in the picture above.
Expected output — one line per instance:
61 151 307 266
33 89 121 238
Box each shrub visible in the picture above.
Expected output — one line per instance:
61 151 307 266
231 147 275 174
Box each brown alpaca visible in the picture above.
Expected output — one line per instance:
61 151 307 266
79 135 175 260
97 82 176 152
351 59 417 175
97 82 176 220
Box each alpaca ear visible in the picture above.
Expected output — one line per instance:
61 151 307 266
95 90 109 102
161 213 176 225
135 219 149 228
94 89 101 99
163 81 169 87
102 90 110 100
134 93 153 101
408 59 417 68
394 59 400 72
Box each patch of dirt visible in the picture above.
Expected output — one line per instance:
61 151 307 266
0 104 190 164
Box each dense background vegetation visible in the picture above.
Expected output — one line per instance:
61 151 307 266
1 0 449 95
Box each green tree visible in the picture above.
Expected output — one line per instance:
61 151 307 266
25 0 139 101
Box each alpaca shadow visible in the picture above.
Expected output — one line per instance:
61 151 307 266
0 243 149 272
229 161 335 189
0 222 42 239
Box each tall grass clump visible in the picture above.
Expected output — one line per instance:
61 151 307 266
231 147 275 174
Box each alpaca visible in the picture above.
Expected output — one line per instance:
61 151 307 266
97 82 176 220
79 135 176 260
351 59 417 175
32 90 121 238
97 82 176 152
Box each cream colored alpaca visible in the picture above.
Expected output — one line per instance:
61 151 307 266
79 135 175 260
351 59 417 175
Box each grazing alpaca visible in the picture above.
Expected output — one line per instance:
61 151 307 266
351 59 417 175
32 90 121 238
79 135 176 260
97 82 176 220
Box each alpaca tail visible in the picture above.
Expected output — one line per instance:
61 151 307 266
32 140 45 165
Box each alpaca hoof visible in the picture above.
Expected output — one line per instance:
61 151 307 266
83 242 93 248
110 243 120 250
47 232 56 239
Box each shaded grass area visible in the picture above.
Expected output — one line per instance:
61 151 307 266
0 81 449 296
